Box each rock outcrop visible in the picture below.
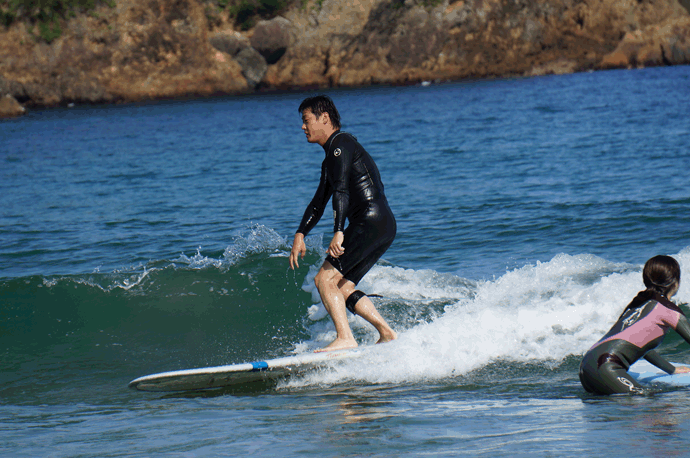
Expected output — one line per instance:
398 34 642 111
209 31 266 87
235 47 268 88
0 94 26 118
250 17 294 64
0 0 689 109
600 21 690 69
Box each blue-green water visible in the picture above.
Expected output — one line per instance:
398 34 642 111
2 66 690 456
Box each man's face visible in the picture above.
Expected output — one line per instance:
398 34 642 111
301 109 328 145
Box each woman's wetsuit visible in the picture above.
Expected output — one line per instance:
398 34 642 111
579 290 690 394
297 131 396 286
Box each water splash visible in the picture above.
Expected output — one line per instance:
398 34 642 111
285 251 690 387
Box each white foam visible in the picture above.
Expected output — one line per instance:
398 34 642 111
222 224 289 265
358 265 475 301
172 224 324 270
176 247 225 269
289 250 690 386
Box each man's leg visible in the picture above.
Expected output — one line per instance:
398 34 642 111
338 280 397 344
314 261 358 352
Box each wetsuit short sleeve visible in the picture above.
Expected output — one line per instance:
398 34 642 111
327 135 353 233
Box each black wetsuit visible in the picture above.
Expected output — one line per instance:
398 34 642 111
579 291 690 394
297 131 396 285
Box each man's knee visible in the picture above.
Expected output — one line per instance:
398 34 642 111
314 270 325 290
314 267 339 290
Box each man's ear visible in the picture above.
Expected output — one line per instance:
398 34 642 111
320 112 331 126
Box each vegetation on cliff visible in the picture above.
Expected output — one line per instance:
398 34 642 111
214 0 294 30
1 0 690 117
1 1 116 42
0 0 296 41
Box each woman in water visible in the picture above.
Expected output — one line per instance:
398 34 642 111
579 255 690 394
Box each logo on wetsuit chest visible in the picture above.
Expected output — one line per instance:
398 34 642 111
333 148 341 157
622 307 644 329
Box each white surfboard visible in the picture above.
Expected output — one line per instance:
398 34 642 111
629 360 690 386
129 348 365 392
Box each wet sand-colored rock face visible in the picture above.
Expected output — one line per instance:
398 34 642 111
0 94 26 118
0 0 689 108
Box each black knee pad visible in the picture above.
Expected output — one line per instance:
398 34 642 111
345 290 367 315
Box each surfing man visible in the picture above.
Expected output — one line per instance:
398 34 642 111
579 255 690 394
289 95 398 352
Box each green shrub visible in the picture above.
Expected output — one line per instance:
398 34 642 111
214 0 293 31
0 6 16 27
37 16 61 42
1 0 114 42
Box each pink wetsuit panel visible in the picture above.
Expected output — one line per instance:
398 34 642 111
599 302 681 348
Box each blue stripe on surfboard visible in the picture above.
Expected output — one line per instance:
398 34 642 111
251 361 269 372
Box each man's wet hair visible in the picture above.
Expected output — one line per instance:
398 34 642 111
299 95 341 130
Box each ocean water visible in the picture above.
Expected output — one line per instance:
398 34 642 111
2 65 690 457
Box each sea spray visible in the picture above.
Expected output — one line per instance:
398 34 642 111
286 252 690 387
3 223 689 402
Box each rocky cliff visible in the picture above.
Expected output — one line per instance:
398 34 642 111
2 0 690 116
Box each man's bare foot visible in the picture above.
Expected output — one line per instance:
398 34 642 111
376 329 397 344
315 338 358 353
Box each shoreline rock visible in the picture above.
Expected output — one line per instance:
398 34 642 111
0 94 26 118
0 0 689 109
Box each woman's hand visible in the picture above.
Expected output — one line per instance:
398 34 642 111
327 232 345 258
674 366 690 374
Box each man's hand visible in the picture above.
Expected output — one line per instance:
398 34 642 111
290 233 306 270
327 232 345 258
674 365 690 374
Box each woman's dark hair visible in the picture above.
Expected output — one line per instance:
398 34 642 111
298 95 341 130
643 255 681 296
